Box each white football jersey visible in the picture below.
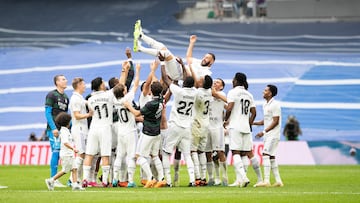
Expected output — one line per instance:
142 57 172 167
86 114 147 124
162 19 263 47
194 88 213 127
113 91 137 131
190 58 212 77
263 98 281 139
209 91 226 128
168 84 198 128
88 90 114 128
227 86 255 133
69 92 88 130
165 58 183 81
59 127 75 157
139 92 152 109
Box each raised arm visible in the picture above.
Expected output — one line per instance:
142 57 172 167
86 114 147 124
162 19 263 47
142 61 158 96
130 63 141 93
119 61 130 85
186 35 197 65
163 88 172 103
176 57 191 79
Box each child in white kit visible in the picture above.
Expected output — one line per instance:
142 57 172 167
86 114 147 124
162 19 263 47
45 112 84 191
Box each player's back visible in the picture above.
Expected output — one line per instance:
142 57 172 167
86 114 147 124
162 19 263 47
227 86 255 133
113 92 137 131
88 91 114 128
169 85 197 128
194 88 212 127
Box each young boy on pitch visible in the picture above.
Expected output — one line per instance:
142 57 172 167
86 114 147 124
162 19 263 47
45 112 84 191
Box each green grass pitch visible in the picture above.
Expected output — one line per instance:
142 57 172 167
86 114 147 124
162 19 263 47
0 165 359 202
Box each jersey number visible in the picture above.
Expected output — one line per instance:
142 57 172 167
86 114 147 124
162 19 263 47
118 108 129 123
177 101 194 116
240 99 250 115
94 104 109 119
203 100 210 115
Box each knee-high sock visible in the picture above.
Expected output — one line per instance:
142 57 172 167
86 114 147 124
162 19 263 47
127 157 136 183
241 156 250 173
173 159 180 182
191 152 201 179
199 153 207 180
50 151 59 177
183 152 195 183
219 161 228 182
233 154 247 182
75 156 84 182
271 159 282 183
101 165 110 185
207 161 214 181
109 153 116 182
214 159 220 180
162 152 172 185
90 156 98 182
153 156 164 181
263 155 271 183
119 156 127 182
250 156 263 183
112 156 122 182
83 165 91 181
137 157 153 181
150 159 158 180
141 33 165 50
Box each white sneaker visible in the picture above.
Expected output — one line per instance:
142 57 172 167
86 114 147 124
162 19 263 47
222 178 228 186
253 181 271 187
253 181 263 187
45 178 54 191
72 182 85 191
54 179 66 188
240 177 250 188
272 182 284 187
228 180 241 187
214 178 221 186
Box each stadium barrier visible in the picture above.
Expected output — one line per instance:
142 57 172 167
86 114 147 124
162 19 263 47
0 141 316 165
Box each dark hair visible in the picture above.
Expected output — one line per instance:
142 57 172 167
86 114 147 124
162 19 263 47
140 81 146 92
72 77 84 90
53 74 64 86
108 77 119 89
55 112 72 128
183 76 194 88
113 83 126 99
244 81 249 90
267 84 278 97
151 81 163 96
234 72 247 87
203 75 213 89
91 77 103 91
208 52 216 61
216 78 225 90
